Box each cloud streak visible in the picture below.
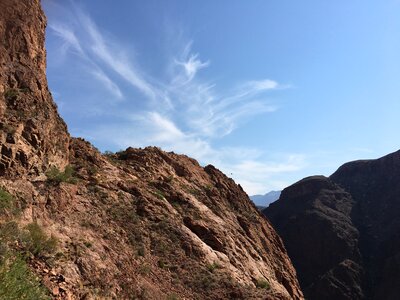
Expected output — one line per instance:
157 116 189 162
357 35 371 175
46 2 302 195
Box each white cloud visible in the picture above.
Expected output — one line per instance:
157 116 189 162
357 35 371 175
174 42 210 84
49 23 84 56
217 154 307 194
90 69 124 99
76 11 157 99
246 79 279 91
46 3 303 196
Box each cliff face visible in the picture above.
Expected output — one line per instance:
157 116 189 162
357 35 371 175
0 1 303 299
264 150 400 300
264 176 363 299
330 150 400 300
0 0 69 177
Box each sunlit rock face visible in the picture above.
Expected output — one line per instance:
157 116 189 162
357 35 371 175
0 0 70 178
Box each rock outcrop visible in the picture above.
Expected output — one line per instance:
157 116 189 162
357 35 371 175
0 0 303 299
0 0 70 177
264 150 400 300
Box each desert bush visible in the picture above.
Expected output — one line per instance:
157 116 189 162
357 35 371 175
152 189 165 200
0 188 14 214
22 222 57 257
0 255 49 300
46 165 77 184
255 278 270 289
206 262 221 273
167 293 179 300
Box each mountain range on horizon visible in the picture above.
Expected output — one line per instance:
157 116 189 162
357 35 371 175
250 190 282 208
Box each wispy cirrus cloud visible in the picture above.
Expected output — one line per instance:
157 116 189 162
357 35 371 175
173 41 210 85
45 2 304 195
74 9 158 100
49 21 124 99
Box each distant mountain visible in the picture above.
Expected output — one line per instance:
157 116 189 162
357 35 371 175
264 150 400 300
250 190 281 207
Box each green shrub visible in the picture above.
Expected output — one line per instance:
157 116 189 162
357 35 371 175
152 189 165 200
167 293 179 300
46 165 77 184
206 262 221 273
255 278 270 289
83 241 92 248
0 222 53 299
0 255 50 300
138 263 151 275
158 259 167 269
22 223 57 257
0 222 20 243
165 175 174 183
0 188 14 213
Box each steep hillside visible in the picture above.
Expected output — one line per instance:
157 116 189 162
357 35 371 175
264 151 400 300
0 0 303 299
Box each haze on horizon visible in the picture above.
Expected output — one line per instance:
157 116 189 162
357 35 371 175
43 0 400 195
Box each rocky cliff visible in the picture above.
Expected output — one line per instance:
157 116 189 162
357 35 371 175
0 0 303 299
264 150 400 300
0 0 70 177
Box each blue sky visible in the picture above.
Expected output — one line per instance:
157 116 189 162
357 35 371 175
43 0 400 195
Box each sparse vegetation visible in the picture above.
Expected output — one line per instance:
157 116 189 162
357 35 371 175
206 262 221 273
0 255 50 300
4 89 18 101
2 124 16 135
22 222 58 257
138 263 151 275
165 175 174 183
152 189 165 200
20 87 30 94
83 241 93 248
0 222 51 299
0 188 14 214
255 278 270 289
137 246 145 257
186 187 201 196
87 165 98 176
103 151 121 165
166 293 179 300
45 165 77 184
158 259 167 269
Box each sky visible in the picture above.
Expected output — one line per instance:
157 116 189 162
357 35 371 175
43 0 400 195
